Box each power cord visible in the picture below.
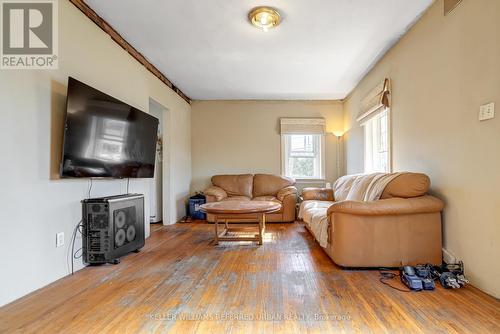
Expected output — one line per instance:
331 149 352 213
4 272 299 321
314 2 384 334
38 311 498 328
70 220 83 275
87 178 93 199
379 269 412 292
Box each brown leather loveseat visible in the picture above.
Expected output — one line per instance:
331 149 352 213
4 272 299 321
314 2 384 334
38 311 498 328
300 172 444 267
203 174 297 222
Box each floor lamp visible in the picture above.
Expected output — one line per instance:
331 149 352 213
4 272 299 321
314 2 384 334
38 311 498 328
332 131 344 179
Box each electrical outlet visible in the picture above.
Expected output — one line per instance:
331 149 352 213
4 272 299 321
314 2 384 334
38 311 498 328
479 102 495 121
56 232 65 248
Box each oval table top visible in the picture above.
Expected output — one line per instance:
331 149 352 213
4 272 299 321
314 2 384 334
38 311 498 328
200 201 282 214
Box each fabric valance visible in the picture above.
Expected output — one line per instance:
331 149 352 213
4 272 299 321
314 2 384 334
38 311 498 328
280 118 326 135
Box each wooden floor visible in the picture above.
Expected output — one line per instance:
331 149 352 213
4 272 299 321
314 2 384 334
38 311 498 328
0 222 499 334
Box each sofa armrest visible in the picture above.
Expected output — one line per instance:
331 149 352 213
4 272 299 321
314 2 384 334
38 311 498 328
302 188 334 201
203 186 227 202
276 186 298 202
327 196 444 216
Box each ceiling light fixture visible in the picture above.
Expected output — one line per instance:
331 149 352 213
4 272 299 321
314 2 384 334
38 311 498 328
248 6 281 32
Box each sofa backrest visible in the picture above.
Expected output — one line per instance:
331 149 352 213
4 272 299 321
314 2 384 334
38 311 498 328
333 172 430 201
253 174 295 197
211 174 254 198
380 173 430 199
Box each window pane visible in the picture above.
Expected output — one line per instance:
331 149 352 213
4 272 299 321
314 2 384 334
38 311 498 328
378 113 388 153
364 110 389 173
289 157 314 177
290 135 314 153
290 135 315 158
283 134 323 179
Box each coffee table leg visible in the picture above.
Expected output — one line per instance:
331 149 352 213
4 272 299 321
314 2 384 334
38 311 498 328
258 213 264 245
262 213 266 235
214 216 219 245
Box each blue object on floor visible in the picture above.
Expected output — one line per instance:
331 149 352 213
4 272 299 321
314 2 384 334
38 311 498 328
189 194 206 220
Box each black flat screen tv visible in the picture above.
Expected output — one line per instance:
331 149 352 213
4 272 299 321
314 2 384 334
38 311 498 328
60 77 159 178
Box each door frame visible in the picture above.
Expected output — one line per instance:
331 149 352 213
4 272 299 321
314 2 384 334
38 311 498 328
149 98 173 226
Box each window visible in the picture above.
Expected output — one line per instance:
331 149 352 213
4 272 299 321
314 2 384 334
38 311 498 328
356 78 391 173
364 109 390 173
282 134 325 180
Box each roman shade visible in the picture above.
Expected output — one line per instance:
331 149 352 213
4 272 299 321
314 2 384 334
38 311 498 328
280 118 326 134
356 78 391 124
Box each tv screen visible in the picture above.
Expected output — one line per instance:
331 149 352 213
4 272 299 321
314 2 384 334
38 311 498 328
60 77 159 178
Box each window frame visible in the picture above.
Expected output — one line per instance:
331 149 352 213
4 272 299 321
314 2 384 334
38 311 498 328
363 108 392 173
281 133 326 181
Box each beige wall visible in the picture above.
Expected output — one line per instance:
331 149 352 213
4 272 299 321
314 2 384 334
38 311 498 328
0 1 191 306
191 100 344 192
343 0 500 297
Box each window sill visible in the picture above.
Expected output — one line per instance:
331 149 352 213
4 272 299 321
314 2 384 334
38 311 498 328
294 179 326 184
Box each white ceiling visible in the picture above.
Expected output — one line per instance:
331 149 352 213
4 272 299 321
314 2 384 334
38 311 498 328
85 0 433 100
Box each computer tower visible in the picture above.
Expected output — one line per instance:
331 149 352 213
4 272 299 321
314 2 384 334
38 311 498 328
82 194 145 264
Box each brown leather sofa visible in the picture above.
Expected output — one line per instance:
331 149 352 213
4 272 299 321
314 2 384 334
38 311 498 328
203 174 297 222
300 173 443 267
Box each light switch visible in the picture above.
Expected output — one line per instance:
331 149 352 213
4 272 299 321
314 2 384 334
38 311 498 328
479 102 495 121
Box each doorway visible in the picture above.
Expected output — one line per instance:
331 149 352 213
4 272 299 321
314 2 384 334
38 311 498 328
148 98 169 225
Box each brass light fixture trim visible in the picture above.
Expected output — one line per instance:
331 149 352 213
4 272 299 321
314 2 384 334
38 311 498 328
248 6 281 31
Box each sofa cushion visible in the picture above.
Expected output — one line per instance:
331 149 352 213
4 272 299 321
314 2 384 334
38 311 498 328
253 174 295 197
298 200 334 248
333 175 358 202
381 173 430 199
221 196 251 202
212 174 254 198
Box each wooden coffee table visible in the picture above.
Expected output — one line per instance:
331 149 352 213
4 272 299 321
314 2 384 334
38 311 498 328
200 201 282 245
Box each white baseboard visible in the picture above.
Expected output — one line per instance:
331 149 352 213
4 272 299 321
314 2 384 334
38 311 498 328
442 248 457 264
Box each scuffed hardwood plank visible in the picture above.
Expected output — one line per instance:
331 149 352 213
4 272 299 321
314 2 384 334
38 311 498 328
0 222 499 333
